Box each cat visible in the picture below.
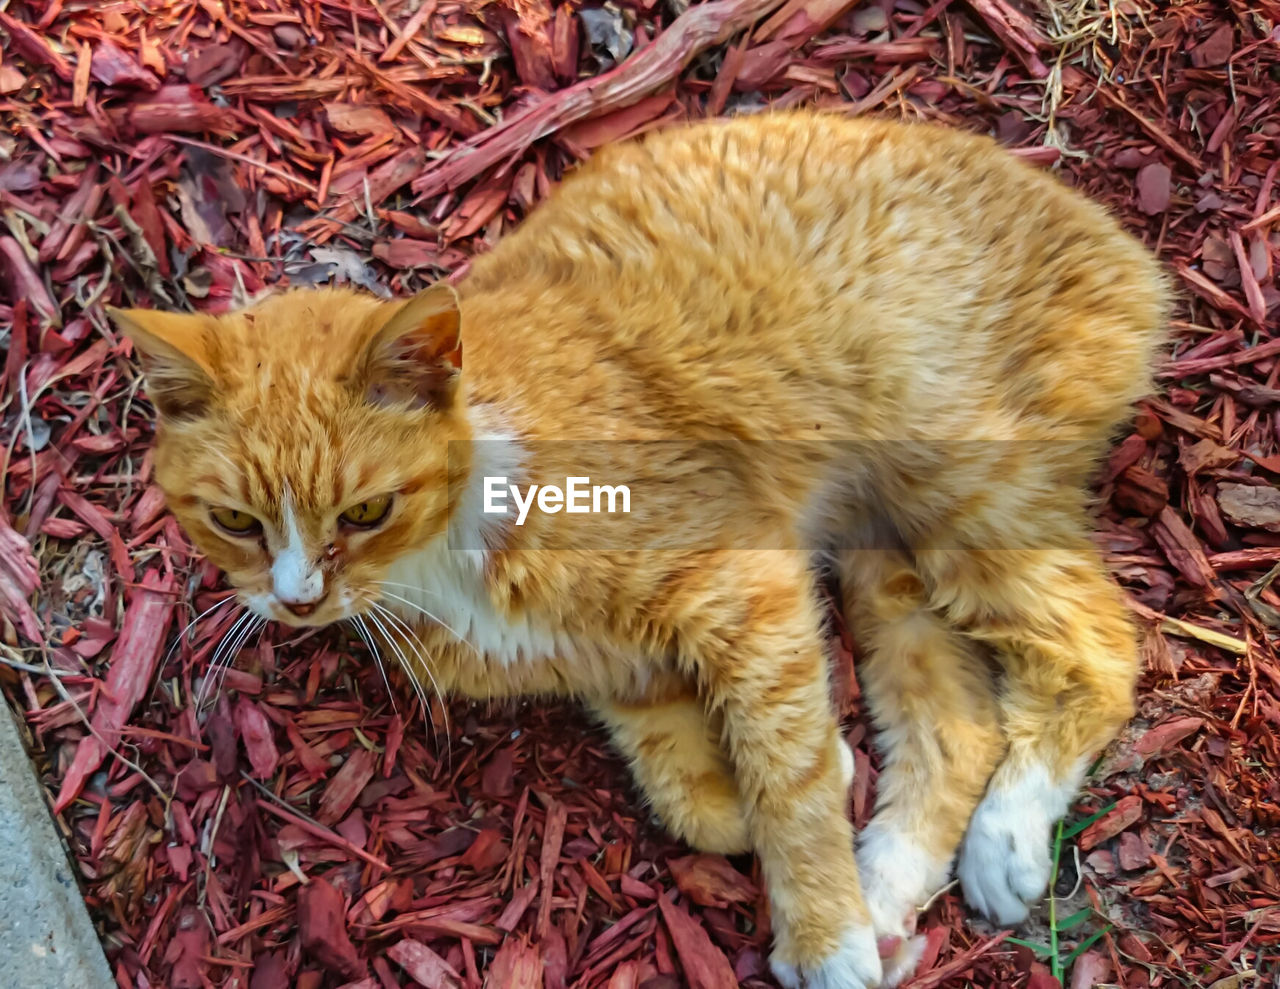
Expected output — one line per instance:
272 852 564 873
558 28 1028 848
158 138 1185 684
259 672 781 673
111 110 1169 989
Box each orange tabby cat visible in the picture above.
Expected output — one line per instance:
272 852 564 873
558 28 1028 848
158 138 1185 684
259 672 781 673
112 111 1168 988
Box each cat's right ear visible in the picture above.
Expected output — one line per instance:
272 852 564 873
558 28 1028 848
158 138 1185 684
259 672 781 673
108 308 217 421
358 283 463 411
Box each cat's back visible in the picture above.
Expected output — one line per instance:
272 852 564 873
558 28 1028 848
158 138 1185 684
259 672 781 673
468 110 1158 303
463 112 1168 437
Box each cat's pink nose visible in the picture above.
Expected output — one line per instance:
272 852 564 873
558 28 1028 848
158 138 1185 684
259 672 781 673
281 593 326 617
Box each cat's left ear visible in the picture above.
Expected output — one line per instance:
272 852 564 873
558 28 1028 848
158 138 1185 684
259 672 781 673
108 307 218 421
359 283 462 410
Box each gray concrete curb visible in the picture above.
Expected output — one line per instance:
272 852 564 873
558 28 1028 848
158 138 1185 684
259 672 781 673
0 700 115 989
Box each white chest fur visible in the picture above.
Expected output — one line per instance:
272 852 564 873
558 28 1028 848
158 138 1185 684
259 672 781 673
379 544 564 665
378 403 567 666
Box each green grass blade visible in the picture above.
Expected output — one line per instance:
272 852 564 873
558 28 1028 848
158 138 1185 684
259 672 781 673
1050 819 1063 981
1055 907 1094 933
1062 925 1113 967
1060 801 1118 841
1005 936 1053 957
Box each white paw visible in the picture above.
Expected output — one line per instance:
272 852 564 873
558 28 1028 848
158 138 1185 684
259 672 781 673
958 763 1078 925
880 935 927 988
771 923 882 989
857 825 943 986
857 823 946 933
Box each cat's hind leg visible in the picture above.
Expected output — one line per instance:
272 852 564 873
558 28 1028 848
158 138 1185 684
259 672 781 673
593 689 753 855
840 549 1005 985
916 542 1139 926
663 550 880 989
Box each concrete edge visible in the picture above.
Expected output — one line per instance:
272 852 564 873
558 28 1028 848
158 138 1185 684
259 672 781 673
0 698 116 988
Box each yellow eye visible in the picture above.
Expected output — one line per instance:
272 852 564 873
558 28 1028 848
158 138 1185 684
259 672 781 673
340 495 392 528
210 507 261 535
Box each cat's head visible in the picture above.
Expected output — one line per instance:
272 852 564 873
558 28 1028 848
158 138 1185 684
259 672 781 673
110 285 469 627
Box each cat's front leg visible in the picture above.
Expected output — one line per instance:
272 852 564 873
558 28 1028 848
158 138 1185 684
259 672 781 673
668 551 882 989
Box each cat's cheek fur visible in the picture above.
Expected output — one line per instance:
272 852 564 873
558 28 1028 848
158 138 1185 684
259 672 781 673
770 923 883 989
957 758 1087 925
243 592 274 620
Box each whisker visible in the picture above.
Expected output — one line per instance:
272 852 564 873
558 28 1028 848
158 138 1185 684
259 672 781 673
368 602 455 770
199 611 261 712
364 608 426 709
345 616 398 714
365 606 452 768
364 609 430 727
214 616 267 702
373 580 452 597
151 594 236 706
166 594 235 666
371 603 451 719
213 615 263 701
347 616 377 661
196 607 251 710
375 586 480 658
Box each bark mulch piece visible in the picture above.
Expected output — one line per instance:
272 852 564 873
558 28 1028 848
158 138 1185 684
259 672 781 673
1 0 1278 986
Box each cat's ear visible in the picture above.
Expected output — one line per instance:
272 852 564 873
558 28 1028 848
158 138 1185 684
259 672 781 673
359 283 462 411
108 308 217 421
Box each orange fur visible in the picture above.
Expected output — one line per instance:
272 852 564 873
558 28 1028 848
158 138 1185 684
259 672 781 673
113 111 1169 989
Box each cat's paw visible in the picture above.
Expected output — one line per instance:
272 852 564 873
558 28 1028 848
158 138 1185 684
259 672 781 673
878 933 928 988
958 768 1063 925
855 829 936 982
770 923 883 989
857 826 936 985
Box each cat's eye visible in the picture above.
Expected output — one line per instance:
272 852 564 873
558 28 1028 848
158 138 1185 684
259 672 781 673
210 507 261 536
340 495 392 528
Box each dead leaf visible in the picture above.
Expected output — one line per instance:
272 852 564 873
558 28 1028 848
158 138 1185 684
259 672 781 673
1180 438 1239 475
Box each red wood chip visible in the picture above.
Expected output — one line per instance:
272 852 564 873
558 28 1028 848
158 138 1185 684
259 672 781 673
298 879 366 980
483 937 545 989
316 746 378 824
325 102 395 137
232 697 280 779
90 38 160 90
1190 23 1234 68
185 43 245 87
1133 716 1205 760
55 568 175 812
668 854 758 908
1080 795 1144 850
1068 951 1110 989
537 799 568 938
656 893 738 989
1116 831 1153 871
3 2 1279 986
1217 482 1280 532
387 937 463 989
1136 161 1172 214
0 512 43 642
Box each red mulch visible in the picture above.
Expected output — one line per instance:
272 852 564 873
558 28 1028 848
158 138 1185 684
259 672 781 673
1 1 1278 987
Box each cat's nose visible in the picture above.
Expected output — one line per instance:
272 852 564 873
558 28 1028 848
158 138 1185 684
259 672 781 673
280 593 327 617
